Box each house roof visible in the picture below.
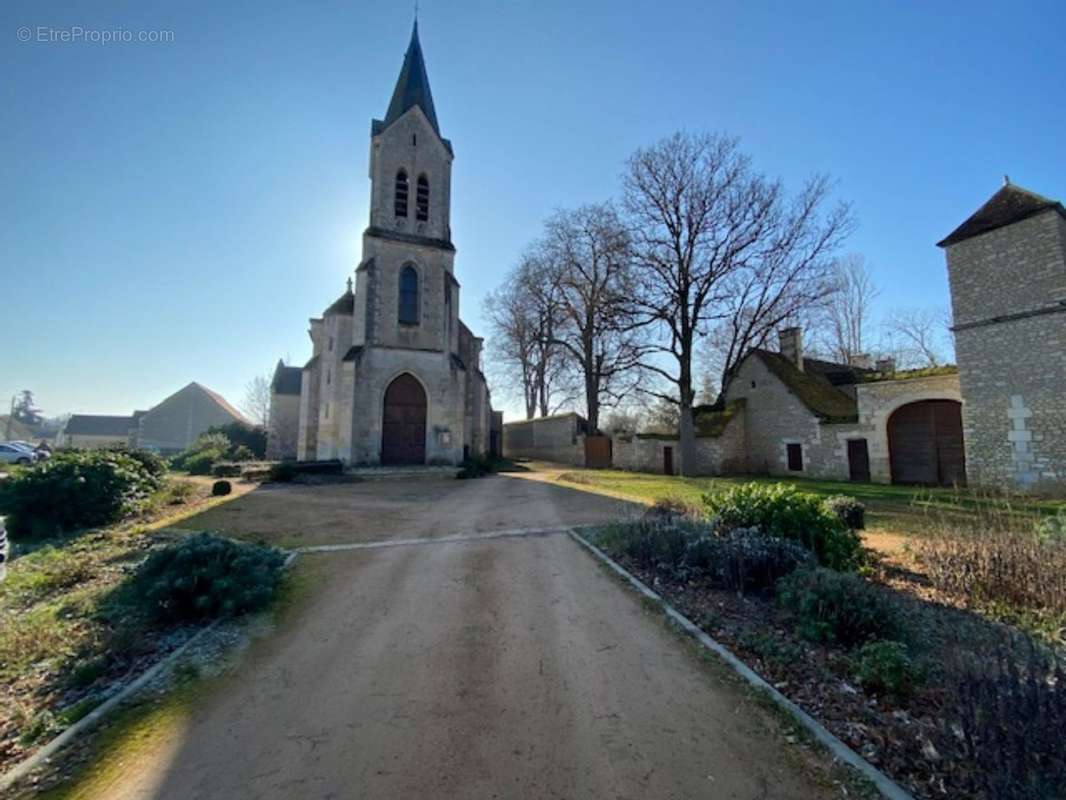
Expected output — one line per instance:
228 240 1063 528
937 183 1066 247
271 360 303 396
63 414 133 437
383 22 440 136
802 356 874 387
635 400 746 441
752 350 859 423
191 383 250 425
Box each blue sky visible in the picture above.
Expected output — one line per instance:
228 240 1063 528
2 0 1063 420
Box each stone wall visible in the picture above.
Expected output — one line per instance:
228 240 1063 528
503 414 586 466
266 391 300 460
945 210 1066 488
612 404 747 476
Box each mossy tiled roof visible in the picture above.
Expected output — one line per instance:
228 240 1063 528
858 365 959 384
635 399 746 440
752 350 859 423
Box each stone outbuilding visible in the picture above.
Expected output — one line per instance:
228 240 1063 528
131 383 249 454
275 22 495 466
57 382 248 454
938 181 1066 489
721 331 964 485
57 415 135 449
606 327 964 486
266 360 301 460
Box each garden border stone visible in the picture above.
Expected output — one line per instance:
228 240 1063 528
568 527 914 800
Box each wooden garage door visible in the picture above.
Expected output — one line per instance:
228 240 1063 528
888 400 966 487
381 374 426 465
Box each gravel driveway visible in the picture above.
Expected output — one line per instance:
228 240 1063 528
78 473 834 799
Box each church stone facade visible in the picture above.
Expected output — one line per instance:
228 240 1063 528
273 23 497 466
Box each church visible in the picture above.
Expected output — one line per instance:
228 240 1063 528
269 22 499 466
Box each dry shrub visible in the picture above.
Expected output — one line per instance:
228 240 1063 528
937 634 1066 799
645 494 703 521
914 492 1066 635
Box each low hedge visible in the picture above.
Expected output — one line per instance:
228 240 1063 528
125 533 285 624
0 450 162 539
598 519 813 594
704 484 863 570
776 567 906 646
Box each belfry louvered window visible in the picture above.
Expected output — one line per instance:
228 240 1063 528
416 175 429 222
399 265 419 325
394 170 409 218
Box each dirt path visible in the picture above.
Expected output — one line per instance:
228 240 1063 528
59 475 834 799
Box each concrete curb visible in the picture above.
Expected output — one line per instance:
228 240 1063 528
567 529 914 800
0 544 304 795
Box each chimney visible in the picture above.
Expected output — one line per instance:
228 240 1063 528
849 353 874 370
875 356 896 374
778 327 803 371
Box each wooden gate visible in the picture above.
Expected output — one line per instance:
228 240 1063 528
888 400 966 486
381 374 427 465
584 435 612 469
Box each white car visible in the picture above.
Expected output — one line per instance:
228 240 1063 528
0 443 36 465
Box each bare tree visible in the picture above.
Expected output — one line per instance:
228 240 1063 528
539 203 646 431
813 253 880 365
882 307 952 368
242 374 272 428
623 131 851 474
483 257 573 419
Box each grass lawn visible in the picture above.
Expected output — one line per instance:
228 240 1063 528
551 466 1063 538
0 476 254 772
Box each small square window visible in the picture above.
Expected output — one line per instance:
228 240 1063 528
787 443 803 472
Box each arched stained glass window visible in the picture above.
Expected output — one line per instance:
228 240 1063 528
399 266 419 325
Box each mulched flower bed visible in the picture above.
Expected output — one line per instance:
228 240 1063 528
609 551 1059 800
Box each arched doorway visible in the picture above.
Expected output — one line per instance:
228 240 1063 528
381 374 426 465
888 400 966 486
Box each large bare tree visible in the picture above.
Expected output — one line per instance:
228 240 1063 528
482 256 573 419
882 306 952 368
623 131 851 474
539 203 645 431
242 374 272 428
814 253 880 365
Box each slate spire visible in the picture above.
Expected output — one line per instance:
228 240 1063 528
384 21 440 136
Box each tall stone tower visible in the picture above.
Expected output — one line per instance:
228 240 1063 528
289 22 496 466
938 182 1066 488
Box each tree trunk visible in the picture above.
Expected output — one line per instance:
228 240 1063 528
678 401 697 476
677 361 697 475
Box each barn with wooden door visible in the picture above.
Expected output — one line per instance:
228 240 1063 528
716 327 966 485
887 400 966 486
